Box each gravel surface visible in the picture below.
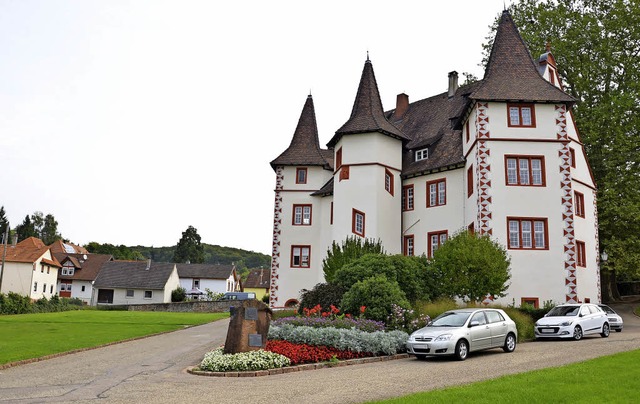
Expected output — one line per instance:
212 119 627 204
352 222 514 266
0 301 638 404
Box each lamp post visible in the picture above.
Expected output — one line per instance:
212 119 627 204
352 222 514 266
601 250 608 263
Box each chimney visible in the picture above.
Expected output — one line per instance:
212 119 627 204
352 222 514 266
448 71 459 98
145 259 151 270
392 93 409 120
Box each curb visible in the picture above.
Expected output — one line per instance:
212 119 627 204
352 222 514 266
187 353 410 377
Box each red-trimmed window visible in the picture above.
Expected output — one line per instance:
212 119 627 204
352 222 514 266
576 241 586 267
403 235 414 256
569 147 576 168
507 217 548 250
465 119 470 143
352 209 365 237
339 166 350 181
296 167 307 184
505 156 545 186
574 191 585 218
549 67 556 85
384 169 394 195
467 165 474 197
292 204 312 226
428 231 448 258
507 103 536 127
521 297 540 309
291 245 311 268
426 179 446 207
402 185 414 211
336 147 343 169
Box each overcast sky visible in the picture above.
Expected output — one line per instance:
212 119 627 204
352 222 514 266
1 0 512 254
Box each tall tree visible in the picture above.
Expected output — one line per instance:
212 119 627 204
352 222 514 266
487 0 640 299
0 206 9 243
41 214 61 245
173 225 205 264
15 215 36 243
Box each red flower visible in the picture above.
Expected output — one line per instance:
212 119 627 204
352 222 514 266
345 313 352 318
360 306 366 314
266 340 373 365
322 312 329 317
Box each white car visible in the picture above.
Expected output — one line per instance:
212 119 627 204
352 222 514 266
599 304 623 332
406 308 518 361
535 304 609 340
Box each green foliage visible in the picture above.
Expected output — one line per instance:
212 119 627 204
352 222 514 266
322 236 385 283
204 289 224 301
412 298 459 321
15 215 36 242
0 206 9 241
171 287 187 302
0 293 84 315
199 347 290 372
173 225 205 264
41 213 61 245
298 283 346 314
340 275 411 323
498 0 640 293
84 242 146 260
333 254 437 304
431 230 511 303
13 211 62 244
503 307 535 341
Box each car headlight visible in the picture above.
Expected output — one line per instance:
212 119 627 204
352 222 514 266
561 321 573 326
435 334 452 342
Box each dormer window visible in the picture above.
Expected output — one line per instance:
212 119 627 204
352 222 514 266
415 148 429 161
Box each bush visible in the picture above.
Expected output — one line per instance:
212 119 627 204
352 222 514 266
272 315 385 333
0 293 85 314
199 347 290 372
386 303 430 333
298 283 346 315
503 307 535 341
322 236 385 282
0 292 31 314
412 298 458 320
171 287 187 302
516 300 555 321
340 275 410 323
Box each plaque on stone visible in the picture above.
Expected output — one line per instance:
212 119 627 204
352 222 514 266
245 307 258 320
248 333 262 347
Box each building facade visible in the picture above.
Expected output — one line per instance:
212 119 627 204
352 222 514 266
269 11 599 309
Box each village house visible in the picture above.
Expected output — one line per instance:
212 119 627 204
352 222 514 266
176 263 241 298
269 10 599 309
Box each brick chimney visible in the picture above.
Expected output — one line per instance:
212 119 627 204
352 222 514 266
448 71 459 98
392 93 409 120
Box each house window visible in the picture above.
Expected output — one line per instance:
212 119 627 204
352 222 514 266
521 297 540 309
426 179 446 207
291 245 311 268
62 263 75 276
330 202 333 225
505 156 545 186
144 291 153 299
507 103 536 127
402 185 414 211
569 147 576 168
465 119 470 143
50 285 53 294
295 167 307 184
34 282 38 292
507 217 548 250
352 209 365 237
384 169 394 195
415 148 429 161
126 289 135 298
193 279 200 289
41 264 44 273
574 191 585 218
428 231 448 258
47 266 50 274
576 241 586 267
293 204 312 225
549 67 556 85
43 283 47 293
336 147 343 169
467 165 474 197
81 285 86 292
403 235 414 256
339 166 350 181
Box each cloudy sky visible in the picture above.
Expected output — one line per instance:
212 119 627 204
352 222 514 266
1 0 512 254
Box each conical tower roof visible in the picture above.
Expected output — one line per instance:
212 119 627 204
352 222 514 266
328 58 408 147
470 10 575 103
270 95 332 171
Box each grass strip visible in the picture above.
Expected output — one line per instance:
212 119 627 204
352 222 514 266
374 348 640 404
0 310 228 364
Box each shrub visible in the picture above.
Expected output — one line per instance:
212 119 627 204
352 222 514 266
298 283 346 315
322 236 385 282
272 315 385 333
412 298 458 320
0 292 31 314
199 347 290 372
171 287 187 302
268 324 408 355
266 340 372 365
386 304 430 333
272 309 297 319
503 307 535 341
340 275 410 323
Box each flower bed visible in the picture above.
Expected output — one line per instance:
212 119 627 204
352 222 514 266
266 340 372 365
199 348 290 372
271 316 385 333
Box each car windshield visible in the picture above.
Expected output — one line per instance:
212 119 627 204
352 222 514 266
429 312 472 327
547 306 580 316
600 306 615 315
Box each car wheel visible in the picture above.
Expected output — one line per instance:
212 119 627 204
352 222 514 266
601 323 610 338
454 340 468 361
503 333 516 353
573 325 583 341
415 354 427 360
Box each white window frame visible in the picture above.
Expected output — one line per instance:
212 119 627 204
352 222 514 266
415 148 429 161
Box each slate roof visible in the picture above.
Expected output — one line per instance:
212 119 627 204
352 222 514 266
270 95 333 171
328 58 408 147
54 252 114 281
244 268 270 289
93 261 176 289
176 263 235 280
470 10 574 103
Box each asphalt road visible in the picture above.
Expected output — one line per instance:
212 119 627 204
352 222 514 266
1 302 639 404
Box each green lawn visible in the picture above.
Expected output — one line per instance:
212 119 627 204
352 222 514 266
0 310 228 365
375 349 640 403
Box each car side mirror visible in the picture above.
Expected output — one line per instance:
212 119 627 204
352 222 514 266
469 320 480 327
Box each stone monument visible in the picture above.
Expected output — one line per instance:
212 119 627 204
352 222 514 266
223 299 272 354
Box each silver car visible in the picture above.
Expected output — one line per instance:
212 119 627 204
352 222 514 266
406 308 518 361
535 303 609 340
599 304 623 332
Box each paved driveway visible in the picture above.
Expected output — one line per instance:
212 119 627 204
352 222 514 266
1 302 639 404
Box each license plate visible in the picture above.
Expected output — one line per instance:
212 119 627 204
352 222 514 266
540 328 554 334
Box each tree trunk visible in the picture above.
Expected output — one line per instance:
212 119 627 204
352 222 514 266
600 269 621 303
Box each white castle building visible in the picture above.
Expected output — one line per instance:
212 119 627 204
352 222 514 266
269 10 600 309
